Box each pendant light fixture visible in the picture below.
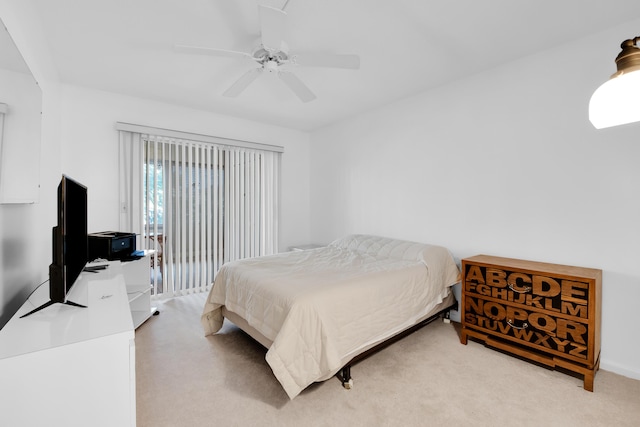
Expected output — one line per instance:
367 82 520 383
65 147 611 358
589 37 640 129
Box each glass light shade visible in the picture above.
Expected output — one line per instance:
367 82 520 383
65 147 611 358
590 36 640 129
589 70 640 129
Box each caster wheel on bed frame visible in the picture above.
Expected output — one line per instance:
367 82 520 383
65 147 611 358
339 366 353 390
443 311 451 324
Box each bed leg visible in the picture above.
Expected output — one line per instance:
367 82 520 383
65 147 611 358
339 365 354 390
443 310 451 324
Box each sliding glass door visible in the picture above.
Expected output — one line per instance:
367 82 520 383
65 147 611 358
119 124 281 298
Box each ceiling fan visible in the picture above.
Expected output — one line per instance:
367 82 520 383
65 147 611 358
174 3 360 102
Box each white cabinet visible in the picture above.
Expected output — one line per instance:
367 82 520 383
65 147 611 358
0 23 42 204
0 265 138 426
121 254 157 329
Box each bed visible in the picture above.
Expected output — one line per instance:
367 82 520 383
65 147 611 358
201 234 460 399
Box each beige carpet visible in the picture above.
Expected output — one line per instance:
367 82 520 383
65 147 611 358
135 293 640 427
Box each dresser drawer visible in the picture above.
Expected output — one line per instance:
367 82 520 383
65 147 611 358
464 294 590 363
464 264 592 317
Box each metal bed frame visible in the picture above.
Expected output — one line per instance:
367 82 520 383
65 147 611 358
336 298 458 389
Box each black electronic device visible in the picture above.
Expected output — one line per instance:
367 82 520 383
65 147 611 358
21 175 88 318
88 231 137 261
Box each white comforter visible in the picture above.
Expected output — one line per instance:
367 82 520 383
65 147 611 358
201 235 460 399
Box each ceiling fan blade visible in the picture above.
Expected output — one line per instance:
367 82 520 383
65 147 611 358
259 5 286 52
278 71 316 103
173 44 253 60
293 53 360 69
223 68 263 97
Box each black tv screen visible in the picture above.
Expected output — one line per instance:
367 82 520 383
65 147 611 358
21 174 88 317
52 174 88 302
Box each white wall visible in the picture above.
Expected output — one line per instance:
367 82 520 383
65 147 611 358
310 20 640 380
58 84 311 252
0 0 62 327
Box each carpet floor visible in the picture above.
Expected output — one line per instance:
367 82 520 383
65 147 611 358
135 293 640 426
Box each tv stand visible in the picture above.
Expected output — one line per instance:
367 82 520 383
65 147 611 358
19 298 86 318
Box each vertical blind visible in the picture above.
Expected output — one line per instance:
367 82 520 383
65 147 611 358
118 124 282 298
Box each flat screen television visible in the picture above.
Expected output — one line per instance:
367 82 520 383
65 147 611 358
21 175 88 317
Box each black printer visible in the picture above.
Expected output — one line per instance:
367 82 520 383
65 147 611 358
88 231 137 261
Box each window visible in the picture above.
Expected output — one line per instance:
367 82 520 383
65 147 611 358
118 123 282 297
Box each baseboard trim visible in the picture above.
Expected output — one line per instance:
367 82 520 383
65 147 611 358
600 359 640 381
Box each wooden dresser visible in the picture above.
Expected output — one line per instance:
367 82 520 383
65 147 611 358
460 255 602 391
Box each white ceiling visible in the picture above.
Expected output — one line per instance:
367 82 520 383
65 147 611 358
29 0 640 131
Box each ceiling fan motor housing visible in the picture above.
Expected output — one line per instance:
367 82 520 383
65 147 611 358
252 42 290 67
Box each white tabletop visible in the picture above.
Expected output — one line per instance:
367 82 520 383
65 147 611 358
0 262 134 360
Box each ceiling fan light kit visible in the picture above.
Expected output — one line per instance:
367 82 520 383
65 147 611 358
174 4 360 103
589 36 640 129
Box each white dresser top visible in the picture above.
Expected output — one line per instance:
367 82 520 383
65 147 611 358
0 262 134 360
